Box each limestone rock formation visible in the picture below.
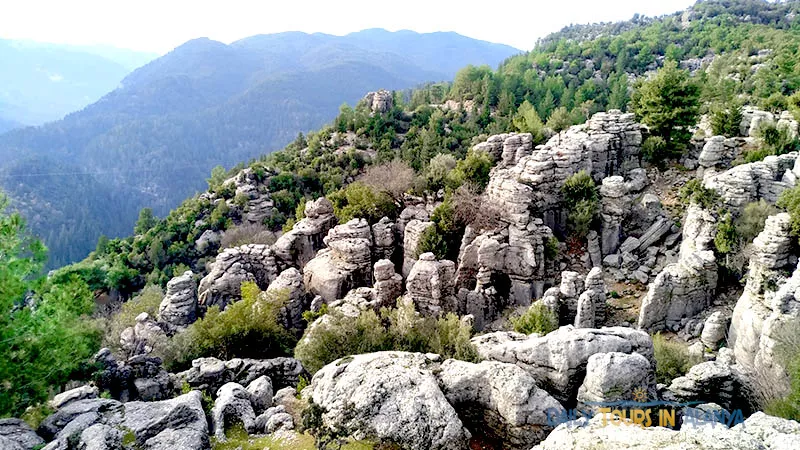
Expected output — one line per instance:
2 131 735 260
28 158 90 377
211 383 256 440
245 376 273 415
472 326 655 405
0 419 44 450
306 352 470 450
407 253 457 316
700 311 730 350
532 411 800 450
364 89 393 114
197 244 279 310
273 197 337 269
50 385 98 410
157 271 197 329
638 204 718 331
176 356 305 395
473 132 534 168
371 217 396 261
119 313 167 357
438 359 562 449
373 259 403 307
402 219 435 277
730 213 796 370
577 352 656 411
304 218 373 302
669 348 752 413
704 153 799 211
265 268 308 332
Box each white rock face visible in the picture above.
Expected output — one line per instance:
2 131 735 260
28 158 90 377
532 411 800 450
638 204 718 331
119 313 167 357
730 214 796 369
704 152 799 211
438 359 562 449
197 244 279 310
364 89 393 114
577 352 656 410
307 352 470 450
472 326 654 405
303 218 373 302
402 219 435 277
50 385 99 410
266 267 307 332
473 132 534 168
406 252 457 316
272 197 337 269
158 271 197 328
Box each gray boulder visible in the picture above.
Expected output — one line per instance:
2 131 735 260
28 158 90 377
197 244 279 310
303 219 373 302
0 419 44 450
245 376 273 414
123 391 209 450
176 356 305 395
307 352 470 450
577 352 656 411
157 271 197 329
50 386 99 410
210 383 256 440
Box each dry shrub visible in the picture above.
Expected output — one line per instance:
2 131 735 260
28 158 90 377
220 223 277 249
451 182 502 231
359 160 416 203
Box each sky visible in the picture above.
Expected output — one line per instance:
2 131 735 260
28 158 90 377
0 0 696 54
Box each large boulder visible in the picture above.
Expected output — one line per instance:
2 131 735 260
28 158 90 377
197 244 279 310
704 152 799 211
272 197 336 269
406 253 457 316
669 349 753 414
0 419 44 450
210 383 256 440
50 386 98 410
438 359 562 449
306 352 470 450
122 391 209 450
577 352 656 411
265 267 308 332
472 326 654 406
402 219 435 277
119 313 166 357
303 219 373 302
157 271 197 329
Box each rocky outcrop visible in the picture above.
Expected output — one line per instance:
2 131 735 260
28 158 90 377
273 197 336 270
402 219 435 277
211 383 256 440
406 253 457 316
638 204 718 331
307 352 469 450
730 214 795 368
197 244 279 310
373 259 403 307
704 153 799 211
473 132 534 168
265 268 308 332
176 356 305 395
93 349 174 402
700 311 730 350
532 411 800 450
119 313 166 357
157 271 197 329
577 352 656 411
438 359 562 449
599 176 630 255
371 217 396 261
364 89 393 114
697 135 747 175
472 326 654 405
50 386 98 410
304 218 373 302
669 348 753 413
575 268 606 328
0 419 44 450
38 392 208 450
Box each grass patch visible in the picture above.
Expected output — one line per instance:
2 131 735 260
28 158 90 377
652 333 702 384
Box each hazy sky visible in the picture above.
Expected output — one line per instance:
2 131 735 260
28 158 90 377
0 0 696 53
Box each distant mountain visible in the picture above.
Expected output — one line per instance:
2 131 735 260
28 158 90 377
0 29 520 267
0 39 157 126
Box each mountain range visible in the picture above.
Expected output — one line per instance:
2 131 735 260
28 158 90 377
0 29 520 267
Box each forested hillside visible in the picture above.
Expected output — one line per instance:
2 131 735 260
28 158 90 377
0 30 520 267
55 0 800 297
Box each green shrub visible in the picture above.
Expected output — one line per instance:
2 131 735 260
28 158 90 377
416 225 448 259
162 282 295 370
737 200 778 244
778 185 800 238
743 148 772 163
510 303 558 335
103 285 164 352
714 213 739 255
710 105 743 137
763 322 800 420
294 300 478 374
209 201 232 231
446 149 493 191
544 236 560 260
642 136 670 167
328 182 397 224
678 179 721 209
562 171 599 238
652 333 701 384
